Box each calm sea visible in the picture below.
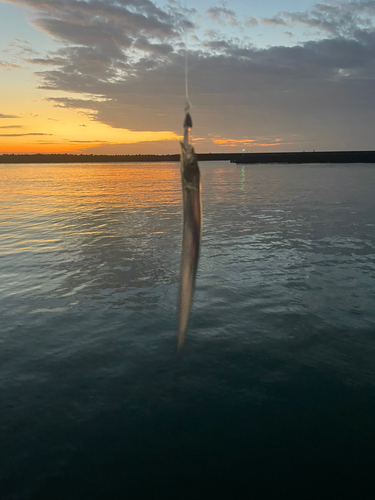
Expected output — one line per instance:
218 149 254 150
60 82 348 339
1 162 375 499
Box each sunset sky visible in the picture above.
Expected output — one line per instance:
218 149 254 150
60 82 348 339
1 0 375 154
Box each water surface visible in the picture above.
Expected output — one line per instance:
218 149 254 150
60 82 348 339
1 162 375 499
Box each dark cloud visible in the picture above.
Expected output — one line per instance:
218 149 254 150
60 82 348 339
27 56 68 65
6 0 184 40
33 18 134 48
32 45 129 82
0 113 19 118
205 40 233 52
4 0 194 103
283 1 375 36
0 125 24 129
133 36 174 55
41 26 375 152
260 2 375 35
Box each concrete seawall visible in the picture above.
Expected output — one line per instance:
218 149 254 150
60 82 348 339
228 151 375 164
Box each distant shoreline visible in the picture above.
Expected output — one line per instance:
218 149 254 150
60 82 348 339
1 151 375 164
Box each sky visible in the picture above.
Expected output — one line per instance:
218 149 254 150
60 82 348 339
1 0 375 154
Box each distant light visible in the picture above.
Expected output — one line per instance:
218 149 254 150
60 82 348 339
242 149 245 152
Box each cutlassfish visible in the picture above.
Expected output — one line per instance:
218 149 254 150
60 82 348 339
177 110 202 350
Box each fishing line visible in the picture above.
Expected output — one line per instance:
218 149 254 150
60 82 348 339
184 0 191 120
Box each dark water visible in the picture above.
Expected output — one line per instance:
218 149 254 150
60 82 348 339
1 162 375 499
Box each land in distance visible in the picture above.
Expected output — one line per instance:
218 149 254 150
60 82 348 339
1 151 375 164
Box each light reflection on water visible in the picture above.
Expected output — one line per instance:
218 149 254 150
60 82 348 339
1 161 375 498
1 161 375 366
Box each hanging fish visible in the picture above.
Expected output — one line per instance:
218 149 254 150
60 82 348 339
177 110 202 350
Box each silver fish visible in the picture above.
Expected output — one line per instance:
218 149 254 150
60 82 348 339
177 112 202 350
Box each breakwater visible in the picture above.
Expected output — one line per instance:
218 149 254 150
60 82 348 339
230 150 375 164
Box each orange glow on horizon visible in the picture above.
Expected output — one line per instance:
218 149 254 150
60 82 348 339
213 139 254 145
0 142 86 154
0 127 182 154
212 138 282 148
0 82 182 154
0 136 182 154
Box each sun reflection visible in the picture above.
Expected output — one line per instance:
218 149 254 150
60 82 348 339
0 163 183 227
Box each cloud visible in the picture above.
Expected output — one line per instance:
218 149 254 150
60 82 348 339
261 17 288 26
33 17 134 48
4 0 185 41
0 113 20 119
283 1 375 36
244 17 258 27
32 46 129 81
206 6 238 26
205 39 233 52
34 25 375 155
27 56 67 65
0 133 52 136
0 61 22 69
3 0 195 97
133 36 174 55
65 140 110 143
0 125 24 129
3 38 38 57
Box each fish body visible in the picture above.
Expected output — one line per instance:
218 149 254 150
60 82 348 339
177 139 202 349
